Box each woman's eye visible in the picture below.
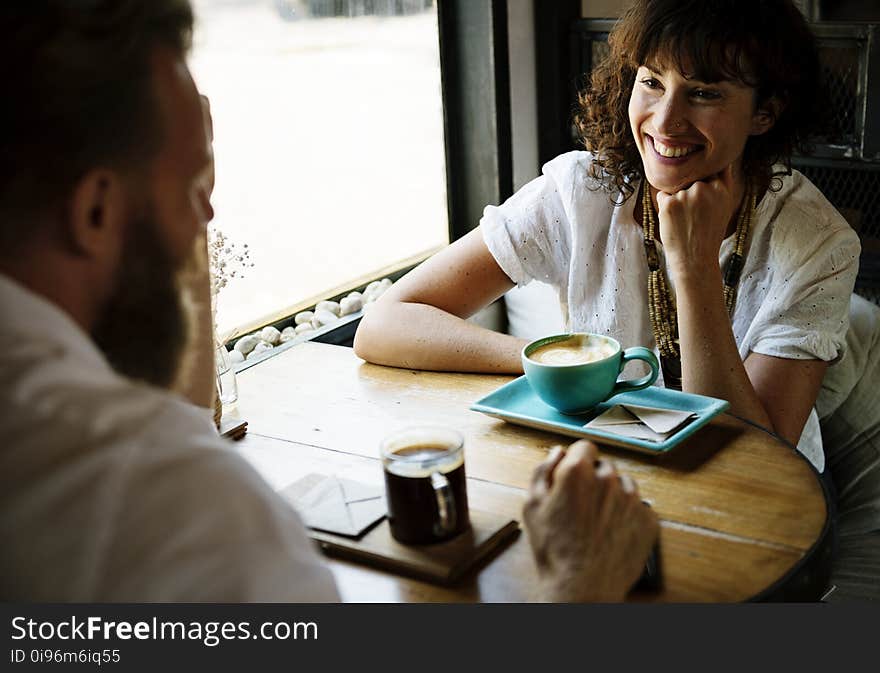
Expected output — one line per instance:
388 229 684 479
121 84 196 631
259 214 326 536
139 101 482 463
692 89 721 100
640 77 661 90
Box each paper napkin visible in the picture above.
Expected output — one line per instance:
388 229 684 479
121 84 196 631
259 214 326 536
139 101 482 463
585 403 696 443
285 474 387 538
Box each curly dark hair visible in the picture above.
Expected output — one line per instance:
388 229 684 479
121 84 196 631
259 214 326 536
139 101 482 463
574 0 822 201
0 0 194 247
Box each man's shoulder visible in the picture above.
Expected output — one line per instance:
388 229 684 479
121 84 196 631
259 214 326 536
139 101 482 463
0 321 251 503
107 418 339 601
0 332 215 470
0 364 336 601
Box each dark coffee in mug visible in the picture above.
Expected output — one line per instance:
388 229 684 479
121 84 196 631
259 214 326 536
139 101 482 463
381 433 470 544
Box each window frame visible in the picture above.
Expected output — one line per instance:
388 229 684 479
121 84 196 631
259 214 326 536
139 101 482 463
226 0 516 361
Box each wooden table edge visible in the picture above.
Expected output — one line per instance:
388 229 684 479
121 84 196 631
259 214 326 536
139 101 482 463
721 412 833 602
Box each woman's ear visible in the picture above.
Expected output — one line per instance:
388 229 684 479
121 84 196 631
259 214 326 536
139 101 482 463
750 96 784 136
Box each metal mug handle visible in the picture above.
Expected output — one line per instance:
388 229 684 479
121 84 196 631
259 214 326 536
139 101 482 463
431 471 457 536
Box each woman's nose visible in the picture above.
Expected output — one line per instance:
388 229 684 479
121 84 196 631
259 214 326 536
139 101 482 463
653 94 689 135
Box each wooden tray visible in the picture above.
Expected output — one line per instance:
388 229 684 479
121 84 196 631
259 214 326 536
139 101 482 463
282 473 520 586
311 509 520 586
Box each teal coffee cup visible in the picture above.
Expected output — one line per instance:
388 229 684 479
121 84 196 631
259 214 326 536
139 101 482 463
522 333 660 415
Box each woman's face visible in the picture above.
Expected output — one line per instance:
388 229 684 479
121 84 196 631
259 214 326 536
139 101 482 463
628 63 771 194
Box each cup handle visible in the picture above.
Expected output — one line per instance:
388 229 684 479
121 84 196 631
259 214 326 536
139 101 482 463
430 471 457 536
610 347 660 396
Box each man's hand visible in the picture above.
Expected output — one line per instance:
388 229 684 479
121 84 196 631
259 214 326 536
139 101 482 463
173 231 215 410
200 94 215 197
172 94 217 411
523 440 660 602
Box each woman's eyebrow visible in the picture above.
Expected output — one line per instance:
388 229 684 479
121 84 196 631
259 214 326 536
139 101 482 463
642 62 729 87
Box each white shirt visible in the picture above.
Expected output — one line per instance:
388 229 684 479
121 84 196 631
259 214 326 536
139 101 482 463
0 274 339 601
483 151 861 470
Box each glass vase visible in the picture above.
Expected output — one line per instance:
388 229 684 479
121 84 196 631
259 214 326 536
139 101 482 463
215 342 239 408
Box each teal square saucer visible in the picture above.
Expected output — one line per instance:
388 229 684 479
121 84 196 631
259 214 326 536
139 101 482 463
470 376 730 454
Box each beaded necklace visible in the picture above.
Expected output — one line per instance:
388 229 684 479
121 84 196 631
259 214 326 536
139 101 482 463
640 182 755 390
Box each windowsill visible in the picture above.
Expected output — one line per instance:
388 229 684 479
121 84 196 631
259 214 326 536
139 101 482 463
232 311 362 374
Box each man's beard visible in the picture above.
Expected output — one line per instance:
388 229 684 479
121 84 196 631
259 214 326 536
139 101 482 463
92 209 194 389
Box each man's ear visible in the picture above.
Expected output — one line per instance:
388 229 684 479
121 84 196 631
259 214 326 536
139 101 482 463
65 169 129 259
750 96 784 136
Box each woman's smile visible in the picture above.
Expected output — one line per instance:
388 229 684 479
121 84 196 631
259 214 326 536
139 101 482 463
647 134 704 161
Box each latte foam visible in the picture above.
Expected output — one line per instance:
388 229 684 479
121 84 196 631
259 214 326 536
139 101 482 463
528 335 616 366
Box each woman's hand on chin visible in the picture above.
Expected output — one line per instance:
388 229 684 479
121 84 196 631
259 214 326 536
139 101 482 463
655 162 741 281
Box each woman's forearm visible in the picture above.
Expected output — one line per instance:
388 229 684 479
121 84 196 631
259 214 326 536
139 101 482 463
354 299 528 374
675 267 773 430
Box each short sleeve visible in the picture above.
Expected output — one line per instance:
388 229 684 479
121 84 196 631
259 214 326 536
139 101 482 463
746 202 861 364
480 168 572 289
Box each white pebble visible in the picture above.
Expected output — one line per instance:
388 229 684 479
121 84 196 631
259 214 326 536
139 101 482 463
234 334 261 356
294 311 314 325
312 309 339 328
340 295 363 316
295 323 315 335
315 300 341 317
279 326 297 343
247 341 273 360
227 349 245 365
347 291 363 301
363 277 393 304
260 326 281 345
371 278 393 298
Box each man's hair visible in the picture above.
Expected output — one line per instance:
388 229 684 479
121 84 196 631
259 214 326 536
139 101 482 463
0 0 194 246
574 0 822 201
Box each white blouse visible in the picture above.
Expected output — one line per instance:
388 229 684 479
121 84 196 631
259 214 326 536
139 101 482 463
482 151 861 470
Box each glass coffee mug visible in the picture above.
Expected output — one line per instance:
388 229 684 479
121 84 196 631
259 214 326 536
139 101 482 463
380 427 470 544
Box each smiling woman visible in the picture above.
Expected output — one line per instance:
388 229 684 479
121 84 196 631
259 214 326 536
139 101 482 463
353 0 861 474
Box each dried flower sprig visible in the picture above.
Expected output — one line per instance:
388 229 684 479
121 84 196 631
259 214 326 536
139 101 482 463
208 224 254 339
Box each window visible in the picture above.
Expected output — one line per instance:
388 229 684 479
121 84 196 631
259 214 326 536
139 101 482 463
190 0 448 337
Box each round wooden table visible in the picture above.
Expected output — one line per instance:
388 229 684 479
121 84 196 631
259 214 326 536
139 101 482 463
231 342 831 602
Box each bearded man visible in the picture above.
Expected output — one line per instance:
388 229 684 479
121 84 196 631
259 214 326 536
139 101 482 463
0 0 339 601
0 0 657 602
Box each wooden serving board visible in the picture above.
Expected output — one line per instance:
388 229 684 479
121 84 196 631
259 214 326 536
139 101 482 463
282 470 520 586
310 509 520 586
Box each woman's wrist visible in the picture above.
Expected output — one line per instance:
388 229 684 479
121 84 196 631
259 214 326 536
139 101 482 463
668 258 723 290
